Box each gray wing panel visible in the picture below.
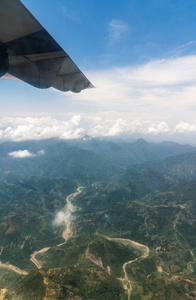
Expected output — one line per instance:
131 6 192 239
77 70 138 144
52 56 94 93
0 0 93 92
0 0 41 43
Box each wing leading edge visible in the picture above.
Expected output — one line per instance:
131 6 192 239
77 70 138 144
0 0 93 93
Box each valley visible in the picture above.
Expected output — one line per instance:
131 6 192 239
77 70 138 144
104 236 149 299
0 138 195 299
30 186 84 270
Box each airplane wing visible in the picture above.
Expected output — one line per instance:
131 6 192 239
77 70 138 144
0 0 93 93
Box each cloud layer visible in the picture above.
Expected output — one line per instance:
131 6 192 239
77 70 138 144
1 114 196 144
1 54 196 144
69 54 196 122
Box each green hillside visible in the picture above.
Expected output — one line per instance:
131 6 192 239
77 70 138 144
0 138 195 183
0 139 195 299
0 176 77 270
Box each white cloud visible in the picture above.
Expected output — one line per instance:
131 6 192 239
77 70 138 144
38 150 45 155
1 55 196 143
53 203 76 226
67 55 196 123
0 115 84 141
8 150 35 158
131 56 196 86
172 41 196 57
0 115 171 141
147 122 170 135
108 19 129 44
53 211 68 226
8 149 45 158
175 122 196 133
1 115 196 145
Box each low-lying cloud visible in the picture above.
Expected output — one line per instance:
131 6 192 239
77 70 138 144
8 149 45 158
8 150 35 158
53 203 76 226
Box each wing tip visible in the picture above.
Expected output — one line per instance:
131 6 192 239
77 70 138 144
87 82 95 89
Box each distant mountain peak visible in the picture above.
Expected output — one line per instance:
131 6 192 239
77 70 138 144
134 138 148 145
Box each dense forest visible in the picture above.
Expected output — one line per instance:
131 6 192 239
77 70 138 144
0 138 195 299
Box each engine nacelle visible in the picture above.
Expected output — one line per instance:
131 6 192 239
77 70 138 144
0 47 8 77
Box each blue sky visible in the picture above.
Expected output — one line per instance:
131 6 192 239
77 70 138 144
22 0 196 67
1 0 196 143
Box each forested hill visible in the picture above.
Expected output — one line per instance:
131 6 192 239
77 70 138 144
0 138 196 299
0 138 195 183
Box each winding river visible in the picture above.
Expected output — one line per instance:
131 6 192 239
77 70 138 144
0 261 28 275
0 187 83 275
30 186 83 268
